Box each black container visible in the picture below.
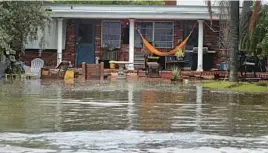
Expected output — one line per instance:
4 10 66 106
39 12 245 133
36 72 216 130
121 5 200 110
191 53 215 71
99 60 110 69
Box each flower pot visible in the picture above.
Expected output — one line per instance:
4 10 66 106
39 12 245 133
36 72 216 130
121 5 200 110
99 60 110 68
170 78 183 83
110 63 115 69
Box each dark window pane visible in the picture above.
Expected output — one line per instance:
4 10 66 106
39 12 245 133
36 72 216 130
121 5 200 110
78 24 93 43
135 22 153 48
102 21 121 48
154 22 174 48
155 22 173 29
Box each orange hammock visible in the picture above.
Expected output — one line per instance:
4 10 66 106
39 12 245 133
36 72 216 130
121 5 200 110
137 22 197 56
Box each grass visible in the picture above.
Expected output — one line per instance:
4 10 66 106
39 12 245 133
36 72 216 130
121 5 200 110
203 81 268 93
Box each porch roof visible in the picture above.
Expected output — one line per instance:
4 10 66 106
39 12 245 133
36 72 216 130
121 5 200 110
48 4 221 20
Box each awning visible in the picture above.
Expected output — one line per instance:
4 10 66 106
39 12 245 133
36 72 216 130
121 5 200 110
48 4 221 20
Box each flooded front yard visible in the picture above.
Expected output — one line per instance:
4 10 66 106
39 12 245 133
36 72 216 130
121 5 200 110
0 80 268 153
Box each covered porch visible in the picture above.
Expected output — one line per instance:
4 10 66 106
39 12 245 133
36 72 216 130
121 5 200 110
51 4 220 72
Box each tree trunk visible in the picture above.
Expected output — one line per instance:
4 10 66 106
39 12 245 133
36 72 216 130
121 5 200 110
229 1 239 82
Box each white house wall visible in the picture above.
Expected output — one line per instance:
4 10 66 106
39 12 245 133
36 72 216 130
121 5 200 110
24 19 66 50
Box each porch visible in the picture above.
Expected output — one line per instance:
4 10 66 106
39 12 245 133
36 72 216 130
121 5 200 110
23 4 223 72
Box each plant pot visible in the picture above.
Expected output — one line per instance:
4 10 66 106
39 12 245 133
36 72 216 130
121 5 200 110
178 78 183 82
99 60 110 68
170 78 178 84
170 78 183 83
110 63 115 69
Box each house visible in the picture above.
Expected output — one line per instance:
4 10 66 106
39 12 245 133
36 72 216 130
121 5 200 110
23 1 221 72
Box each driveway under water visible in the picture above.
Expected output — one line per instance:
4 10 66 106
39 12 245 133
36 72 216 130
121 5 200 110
0 80 268 153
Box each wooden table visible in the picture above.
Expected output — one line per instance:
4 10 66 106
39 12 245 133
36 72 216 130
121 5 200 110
113 61 132 79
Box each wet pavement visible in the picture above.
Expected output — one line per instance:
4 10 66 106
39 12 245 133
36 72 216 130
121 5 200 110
0 79 268 153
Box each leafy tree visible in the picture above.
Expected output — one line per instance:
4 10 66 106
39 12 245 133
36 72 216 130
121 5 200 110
0 1 50 73
53 0 164 5
258 5 268 56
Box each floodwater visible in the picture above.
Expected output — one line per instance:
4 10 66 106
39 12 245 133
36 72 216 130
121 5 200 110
0 79 268 153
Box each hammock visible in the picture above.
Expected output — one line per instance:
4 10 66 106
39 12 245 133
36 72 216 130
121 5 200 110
137 22 197 56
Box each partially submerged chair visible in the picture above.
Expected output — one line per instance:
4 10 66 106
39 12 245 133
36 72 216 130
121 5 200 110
41 61 71 79
25 58 44 78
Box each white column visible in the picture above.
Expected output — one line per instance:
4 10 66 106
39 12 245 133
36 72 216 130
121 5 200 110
57 18 63 66
197 20 204 72
128 19 135 70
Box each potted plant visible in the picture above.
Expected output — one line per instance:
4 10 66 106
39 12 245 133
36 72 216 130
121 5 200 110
100 45 112 68
109 60 116 69
100 45 119 68
170 66 182 83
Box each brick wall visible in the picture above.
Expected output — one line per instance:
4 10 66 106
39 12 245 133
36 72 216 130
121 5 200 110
164 0 177 6
21 51 57 67
204 20 220 51
95 23 102 58
203 20 221 68
63 19 76 66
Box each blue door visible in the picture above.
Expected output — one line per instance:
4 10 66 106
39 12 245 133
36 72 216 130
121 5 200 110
76 23 95 66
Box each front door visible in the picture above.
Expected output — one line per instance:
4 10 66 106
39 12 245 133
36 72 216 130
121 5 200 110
76 23 95 66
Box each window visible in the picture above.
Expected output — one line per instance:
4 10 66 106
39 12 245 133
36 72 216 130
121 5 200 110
101 21 121 48
135 21 174 48
183 21 198 50
154 22 173 48
135 22 153 48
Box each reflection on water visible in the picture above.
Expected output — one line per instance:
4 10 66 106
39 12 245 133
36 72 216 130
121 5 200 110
0 80 268 153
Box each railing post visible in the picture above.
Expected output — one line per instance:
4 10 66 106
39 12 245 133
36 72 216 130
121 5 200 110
82 62 87 80
100 62 104 81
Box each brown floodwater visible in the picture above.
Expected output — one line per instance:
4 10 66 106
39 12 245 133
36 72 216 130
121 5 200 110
0 79 268 153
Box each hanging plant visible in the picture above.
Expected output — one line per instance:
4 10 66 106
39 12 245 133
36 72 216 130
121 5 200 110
175 48 185 58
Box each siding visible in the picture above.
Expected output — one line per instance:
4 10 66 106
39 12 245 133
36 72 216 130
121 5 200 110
24 19 66 50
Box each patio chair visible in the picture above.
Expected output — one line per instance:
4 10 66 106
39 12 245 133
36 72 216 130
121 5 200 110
25 58 44 78
41 61 71 79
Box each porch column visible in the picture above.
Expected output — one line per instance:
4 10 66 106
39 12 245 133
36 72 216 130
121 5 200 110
57 18 63 66
128 18 135 70
197 20 204 72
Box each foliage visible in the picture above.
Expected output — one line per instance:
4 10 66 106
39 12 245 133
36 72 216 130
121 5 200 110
175 48 185 58
171 66 181 80
239 3 268 56
256 5 268 56
217 0 231 51
53 0 164 5
0 1 50 73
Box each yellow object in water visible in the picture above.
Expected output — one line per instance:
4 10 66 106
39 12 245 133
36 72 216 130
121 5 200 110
64 71 74 80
